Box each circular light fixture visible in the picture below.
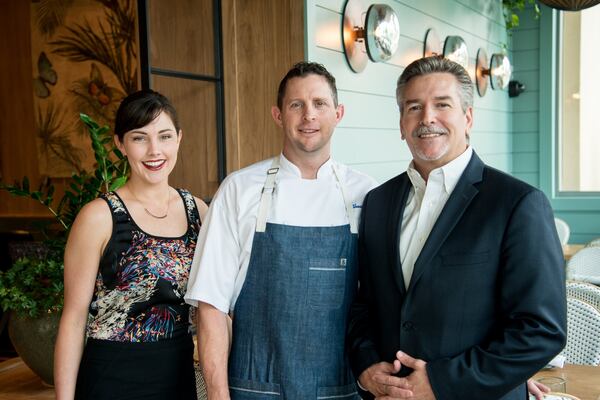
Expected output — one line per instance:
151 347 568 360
475 48 489 97
342 0 400 73
342 0 368 73
365 4 400 62
443 35 469 69
537 0 600 10
490 53 512 90
423 28 442 58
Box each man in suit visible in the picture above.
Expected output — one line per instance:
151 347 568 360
347 56 567 400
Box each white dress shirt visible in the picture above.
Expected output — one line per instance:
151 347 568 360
399 146 473 289
185 154 377 313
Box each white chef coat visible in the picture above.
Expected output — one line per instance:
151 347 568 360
185 154 377 313
399 146 473 288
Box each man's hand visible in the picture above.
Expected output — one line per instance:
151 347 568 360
358 361 413 398
374 351 435 400
527 378 549 400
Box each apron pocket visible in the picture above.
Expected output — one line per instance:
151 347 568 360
229 377 281 398
308 258 347 310
317 382 359 399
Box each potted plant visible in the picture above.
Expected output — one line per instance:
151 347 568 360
503 0 540 31
0 114 128 384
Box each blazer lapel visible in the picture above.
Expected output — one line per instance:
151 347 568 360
408 152 485 291
388 174 412 294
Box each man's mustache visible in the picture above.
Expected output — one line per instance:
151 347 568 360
412 125 449 137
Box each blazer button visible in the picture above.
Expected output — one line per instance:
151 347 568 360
402 321 414 331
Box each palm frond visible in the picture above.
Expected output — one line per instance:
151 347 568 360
35 103 84 173
50 19 136 94
35 0 75 37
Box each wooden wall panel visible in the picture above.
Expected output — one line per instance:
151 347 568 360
0 1 58 218
148 0 215 75
222 0 305 173
152 76 220 200
1 0 305 217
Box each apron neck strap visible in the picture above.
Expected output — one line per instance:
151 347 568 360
331 164 358 234
255 157 280 232
255 157 358 234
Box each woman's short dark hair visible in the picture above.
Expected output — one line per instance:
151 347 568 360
114 89 180 141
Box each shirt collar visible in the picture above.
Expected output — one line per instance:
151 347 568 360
278 153 334 179
407 146 473 194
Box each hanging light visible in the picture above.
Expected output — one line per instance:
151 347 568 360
537 0 600 11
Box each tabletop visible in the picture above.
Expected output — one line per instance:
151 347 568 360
533 364 600 400
2 357 598 400
0 358 54 399
563 244 585 261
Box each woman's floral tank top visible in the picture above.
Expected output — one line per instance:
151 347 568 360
86 189 201 342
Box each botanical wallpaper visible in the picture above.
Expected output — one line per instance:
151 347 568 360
30 0 138 177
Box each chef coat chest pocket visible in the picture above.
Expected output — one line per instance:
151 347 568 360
308 257 347 310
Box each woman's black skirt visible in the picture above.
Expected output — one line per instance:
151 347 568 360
75 334 197 400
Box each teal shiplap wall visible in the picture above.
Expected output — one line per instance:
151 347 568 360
305 0 512 183
511 5 540 188
512 5 600 244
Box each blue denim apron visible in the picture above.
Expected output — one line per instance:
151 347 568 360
228 158 360 399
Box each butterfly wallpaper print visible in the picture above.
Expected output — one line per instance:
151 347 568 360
30 0 138 177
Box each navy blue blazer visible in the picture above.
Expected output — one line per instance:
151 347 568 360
347 152 567 400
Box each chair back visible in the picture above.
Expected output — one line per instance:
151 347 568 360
567 247 600 285
566 281 600 310
554 218 570 245
563 297 600 365
587 237 600 248
194 362 207 400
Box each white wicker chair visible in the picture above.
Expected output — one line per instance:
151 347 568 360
566 246 600 285
566 281 600 310
563 297 600 365
586 237 600 248
554 218 570 245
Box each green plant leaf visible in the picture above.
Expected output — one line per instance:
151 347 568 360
31 191 43 201
0 113 129 317
109 176 127 191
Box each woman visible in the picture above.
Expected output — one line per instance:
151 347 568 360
54 89 208 400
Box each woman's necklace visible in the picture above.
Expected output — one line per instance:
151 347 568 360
130 187 171 219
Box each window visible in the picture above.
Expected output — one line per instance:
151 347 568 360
558 7 600 193
138 0 225 201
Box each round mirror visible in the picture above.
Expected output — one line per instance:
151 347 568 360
365 4 400 62
443 35 469 69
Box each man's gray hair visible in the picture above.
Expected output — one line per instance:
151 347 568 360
396 56 474 114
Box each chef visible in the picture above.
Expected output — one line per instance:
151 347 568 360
185 61 376 399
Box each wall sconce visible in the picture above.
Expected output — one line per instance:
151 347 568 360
443 35 469 69
475 49 513 96
342 0 400 73
509 80 526 97
423 28 442 57
475 48 489 96
489 53 512 90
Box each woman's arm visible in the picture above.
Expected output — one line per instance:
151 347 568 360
193 196 209 222
54 199 111 400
